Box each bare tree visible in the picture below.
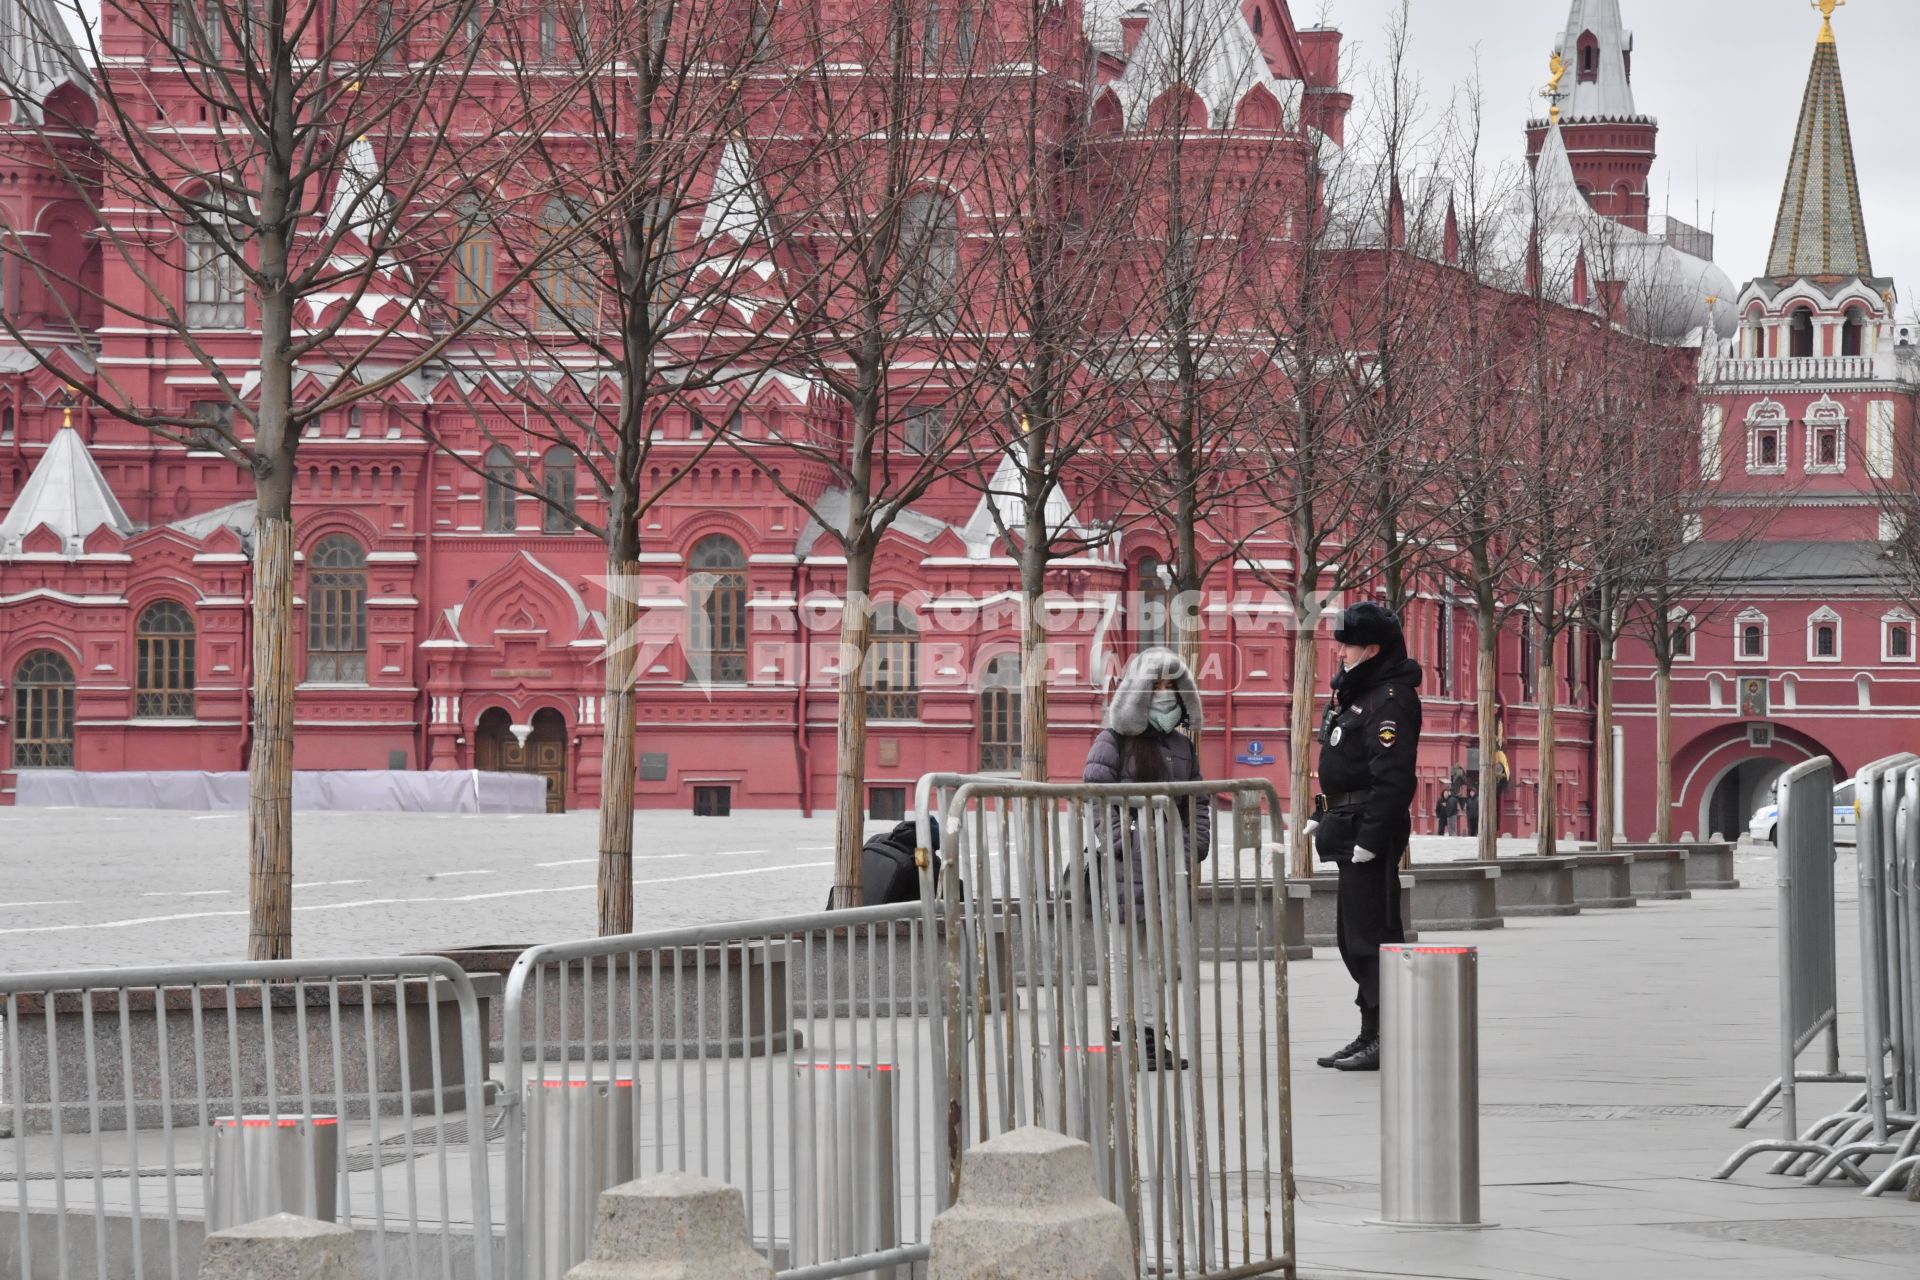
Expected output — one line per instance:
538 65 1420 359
0 0 566 957
1243 3 1459 874
720 0 1018 903
401 0 819 935
955 3 1138 783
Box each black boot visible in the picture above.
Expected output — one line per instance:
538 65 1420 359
1318 1008 1377 1068
1138 1025 1187 1072
1316 1031 1368 1069
1334 1011 1381 1072
1332 1036 1379 1071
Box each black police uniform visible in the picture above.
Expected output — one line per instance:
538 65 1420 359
1313 603 1423 1067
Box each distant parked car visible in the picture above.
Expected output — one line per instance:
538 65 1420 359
1749 778 1856 848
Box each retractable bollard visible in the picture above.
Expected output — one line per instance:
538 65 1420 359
790 1063 898 1280
208 1114 339 1232
523 1071 638 1280
1378 946 1482 1227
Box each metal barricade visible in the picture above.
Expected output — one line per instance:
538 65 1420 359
917 775 1297 1280
497 903 943 1280
0 957 496 1280
1718 753 1920 1192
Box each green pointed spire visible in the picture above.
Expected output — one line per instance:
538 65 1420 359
1766 14 1873 279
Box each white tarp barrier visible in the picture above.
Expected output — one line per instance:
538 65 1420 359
13 769 549 814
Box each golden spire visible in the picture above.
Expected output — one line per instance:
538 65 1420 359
1815 0 1845 45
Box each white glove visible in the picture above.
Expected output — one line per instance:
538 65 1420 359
1300 821 1319 840
1350 846 1378 865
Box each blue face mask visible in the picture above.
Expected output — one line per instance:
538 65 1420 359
1148 691 1183 733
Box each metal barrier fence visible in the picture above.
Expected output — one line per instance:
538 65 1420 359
4 776 1299 1278
916 774 1297 1280
0 957 495 1280
1718 753 1920 1198
496 902 945 1280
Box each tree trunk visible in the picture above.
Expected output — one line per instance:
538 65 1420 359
596 550 640 936
1595 642 1616 850
247 280 297 961
1654 662 1674 843
247 513 296 961
831 550 875 907
1535 653 1557 856
1019 572 1048 783
1477 608 1499 862
1287 618 1319 879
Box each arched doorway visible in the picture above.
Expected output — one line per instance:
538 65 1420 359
1707 758 1788 843
474 706 568 813
1677 722 1841 843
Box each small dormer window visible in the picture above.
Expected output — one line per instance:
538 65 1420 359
1577 32 1599 82
1252 8 1262 35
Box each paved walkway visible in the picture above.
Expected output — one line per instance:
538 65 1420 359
1287 844 1917 1279
0 804 1557 971
5 805 1916 1276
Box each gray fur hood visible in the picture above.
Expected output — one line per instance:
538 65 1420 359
1104 647 1203 736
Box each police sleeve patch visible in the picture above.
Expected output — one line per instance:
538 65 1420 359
1377 722 1399 748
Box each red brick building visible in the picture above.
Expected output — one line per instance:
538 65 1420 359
1612 5 1920 840
0 0 1763 837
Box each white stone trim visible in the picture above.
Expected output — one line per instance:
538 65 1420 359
1699 405 1723 482
1807 605 1842 663
1804 396 1848 475
1868 400 1896 479
1668 606 1695 662
1734 607 1769 663
1881 609 1915 664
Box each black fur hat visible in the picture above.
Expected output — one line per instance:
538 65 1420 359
1332 601 1403 648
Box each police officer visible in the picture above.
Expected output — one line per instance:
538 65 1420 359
1312 601 1423 1072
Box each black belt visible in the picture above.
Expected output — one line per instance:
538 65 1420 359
1321 788 1374 811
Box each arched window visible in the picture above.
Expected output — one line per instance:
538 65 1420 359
452 196 494 318
184 221 244 328
484 446 516 532
1577 31 1599 81
1789 307 1814 359
306 536 367 683
11 650 75 767
1135 555 1169 649
1811 612 1839 660
1842 306 1867 358
539 198 597 330
543 446 576 533
867 603 920 720
688 534 747 683
1742 623 1764 658
898 190 958 329
136 600 196 718
539 2 559 58
979 653 1021 772
173 0 223 58
1669 613 1693 660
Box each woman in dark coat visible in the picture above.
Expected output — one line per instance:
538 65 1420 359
1082 647 1209 1070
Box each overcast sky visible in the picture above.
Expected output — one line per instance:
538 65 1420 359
1317 0 1918 316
